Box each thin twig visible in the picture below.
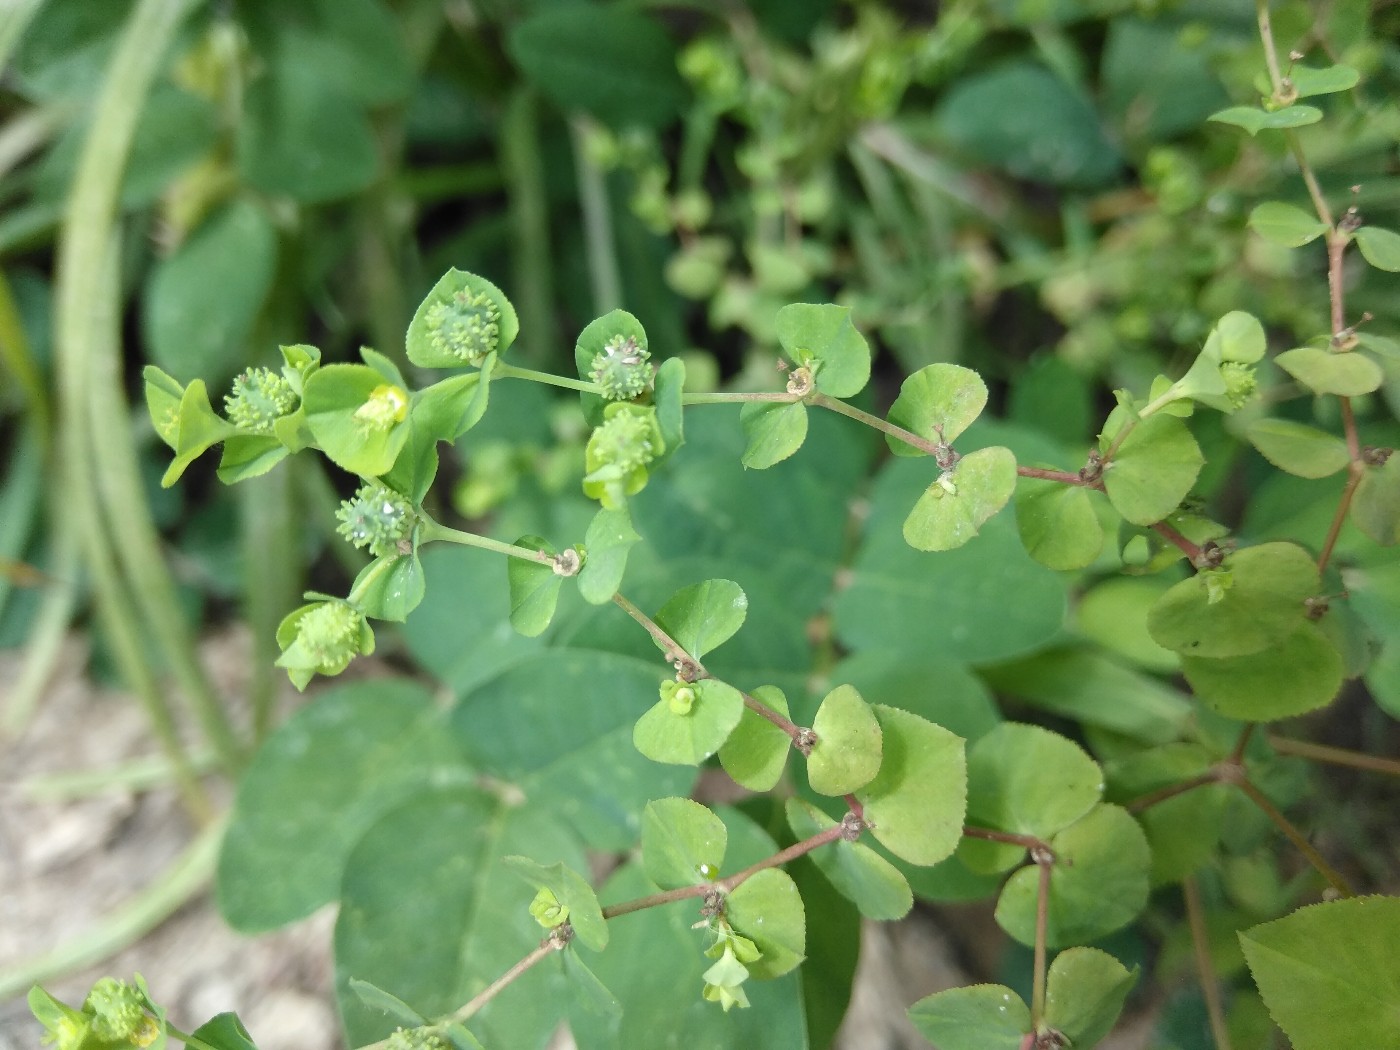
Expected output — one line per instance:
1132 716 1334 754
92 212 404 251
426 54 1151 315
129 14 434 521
1030 858 1052 1026
1268 735 1400 777
1125 771 1221 814
740 689 810 748
1151 520 1205 564
1235 778 1355 897
962 825 1050 852
445 937 560 1024
1184 876 1234 1050
1229 724 1257 765
716 824 847 893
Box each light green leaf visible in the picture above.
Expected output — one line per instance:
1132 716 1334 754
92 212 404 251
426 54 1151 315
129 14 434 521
1248 201 1330 247
654 579 748 659
188 1013 259 1050
1352 454 1400 545
302 364 409 477
886 363 988 454
855 705 967 866
1209 104 1322 135
903 445 1017 552
406 268 518 368
807 684 882 796
739 400 808 469
1289 63 1359 97
1276 346 1383 396
577 507 641 604
1102 413 1203 525
352 551 426 623
159 378 240 486
786 798 912 921
1044 947 1137 1049
507 536 563 637
413 369 489 443
1075 576 1180 673
1216 310 1267 363
1147 541 1319 658
723 868 807 979
1014 476 1103 570
1247 418 1350 478
349 978 428 1028
774 303 870 398
573 308 648 427
633 678 745 766
653 356 686 465
1240 895 1400 1050
718 685 791 792
504 855 609 950
1354 226 1400 272
1181 621 1344 720
995 804 1151 948
908 985 1030 1050
217 435 290 484
642 798 727 890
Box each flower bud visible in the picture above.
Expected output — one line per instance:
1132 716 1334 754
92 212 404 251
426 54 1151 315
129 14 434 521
425 288 501 365
85 979 148 1044
337 483 415 558
224 367 297 433
528 887 570 928
276 601 374 687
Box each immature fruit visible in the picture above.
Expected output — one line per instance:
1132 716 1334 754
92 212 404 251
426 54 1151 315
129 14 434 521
589 334 653 400
425 288 501 365
337 482 415 558
224 367 297 432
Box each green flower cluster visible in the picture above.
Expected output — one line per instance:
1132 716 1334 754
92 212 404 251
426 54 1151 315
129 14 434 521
336 482 415 559
426 288 501 365
582 403 665 509
224 367 297 433
275 600 375 689
385 1026 449 1050
528 886 570 928
700 919 762 1012
85 979 153 1045
589 334 653 401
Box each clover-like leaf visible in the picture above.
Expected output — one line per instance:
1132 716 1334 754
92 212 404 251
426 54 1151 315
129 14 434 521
806 685 882 796
1247 419 1350 479
886 363 987 455
504 856 608 950
718 685 791 792
903 446 1017 552
633 678 745 766
642 798 727 890
739 400 808 468
1276 347 1383 396
855 705 966 866
774 303 870 398
786 799 911 921
722 868 806 980
1101 413 1203 525
1043 947 1137 1049
577 506 641 604
654 579 748 660
406 268 518 368
303 364 410 477
1015 475 1104 570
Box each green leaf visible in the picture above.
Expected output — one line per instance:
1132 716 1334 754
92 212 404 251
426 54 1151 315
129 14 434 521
1247 418 1350 478
1105 744 1228 884
633 678 745 766
653 356 686 464
807 684 882 796
903 445 1017 552
348 978 427 1027
718 685 791 792
406 269 518 369
413 370 490 443
855 705 967 866
786 799 912 921
1215 310 1268 363
1075 576 1180 673
557 952 622 1042
507 6 688 130
1240 895 1400 1050
1289 63 1360 97
1181 621 1344 720
503 856 609 950
352 551 426 623
774 303 871 398
1147 541 1320 658
188 1013 259 1050
1248 201 1330 247
1044 947 1137 1049
159 379 239 486
886 363 988 455
302 364 409 477
739 400 808 468
507 536 563 638
1352 454 1400 545
573 309 648 427
723 868 806 979
1209 104 1322 135
218 681 469 931
1276 347 1383 396
995 804 1151 948
1354 226 1400 272
1014 476 1104 570
654 579 748 659
144 199 277 380
1102 414 1203 525
578 507 641 604
642 797 728 890
217 435 290 484
908 985 1030 1050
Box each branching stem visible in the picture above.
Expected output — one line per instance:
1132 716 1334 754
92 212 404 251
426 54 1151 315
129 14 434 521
419 519 553 564
1268 735 1400 777
1235 778 1355 897
1184 876 1234 1050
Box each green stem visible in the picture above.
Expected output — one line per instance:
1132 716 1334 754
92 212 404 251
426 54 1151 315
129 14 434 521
446 938 561 1025
13 748 219 801
1184 876 1234 1050
1235 778 1355 897
419 518 553 564
962 825 1050 852
241 467 298 742
808 392 941 454
570 117 622 314
493 360 602 395
1254 0 1287 98
715 824 846 893
1268 735 1400 777
502 88 554 367
1126 770 1221 814
681 390 800 405
1030 857 1051 1027
0 818 223 999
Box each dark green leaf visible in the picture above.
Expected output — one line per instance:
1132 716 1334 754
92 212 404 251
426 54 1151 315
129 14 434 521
1289 63 1359 97
578 507 641 604
1181 622 1344 721
1355 227 1400 272
188 1013 259 1050
352 551 426 623
1352 455 1400 545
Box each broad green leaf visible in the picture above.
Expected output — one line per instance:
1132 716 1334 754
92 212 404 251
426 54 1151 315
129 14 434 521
1240 895 1400 1050
1044 947 1137 1049
348 978 427 1027
144 199 276 380
903 445 1017 552
652 356 686 465
1075 576 1179 673
718 685 791 792
217 435 290 484
807 684 882 796
1247 418 1350 478
218 681 469 931
654 579 748 659
886 363 988 454
1147 541 1319 658
573 308 648 427
908 985 1030 1050
188 1014 258 1050
1215 310 1267 363
774 303 871 398
739 400 808 468
507 536 563 637
503 855 608 950
144 365 186 448
642 797 727 890
352 551 426 623
507 7 688 130
578 507 641 604
855 705 967 866
1276 346 1383 396
1352 455 1400 545
1354 226 1400 272
723 868 806 979
1208 104 1322 135
302 364 409 477
159 379 239 486
556 951 622 1042
1014 476 1103 570
1248 201 1329 247
406 269 518 369
1181 622 1344 720
995 804 1150 948
786 799 912 921
1102 414 1203 526
413 370 489 443
633 678 745 766
1289 63 1359 97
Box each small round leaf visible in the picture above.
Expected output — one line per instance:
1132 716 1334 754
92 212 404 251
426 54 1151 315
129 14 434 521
1102 414 1203 526
774 303 871 398
807 685 883 796
1181 621 1344 720
642 798 727 890
886 363 987 454
722 868 806 980
718 685 791 792
633 678 745 766
786 798 912 921
903 445 1017 552
908 985 1030 1050
1247 419 1350 479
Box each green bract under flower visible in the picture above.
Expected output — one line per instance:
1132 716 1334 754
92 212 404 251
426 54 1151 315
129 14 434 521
224 367 298 433
590 334 653 400
275 601 375 690
337 482 415 558
426 288 501 365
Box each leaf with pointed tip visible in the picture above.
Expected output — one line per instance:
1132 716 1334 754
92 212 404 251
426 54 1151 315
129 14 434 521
353 551 426 623
1209 104 1321 134
1289 63 1359 97
188 1013 260 1050
1248 201 1329 247
504 856 608 950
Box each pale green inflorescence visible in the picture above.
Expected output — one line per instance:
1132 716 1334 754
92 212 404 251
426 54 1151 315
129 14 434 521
353 384 409 432
528 886 570 928
336 482 415 558
85 979 149 1044
589 334 653 400
588 409 659 474
289 602 368 677
1220 361 1258 409
224 367 298 433
385 1027 449 1050
426 288 501 365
